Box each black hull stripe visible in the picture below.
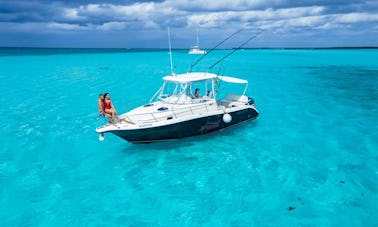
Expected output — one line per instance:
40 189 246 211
130 116 257 143
111 108 258 143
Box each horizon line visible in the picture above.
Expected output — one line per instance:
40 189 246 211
1 46 378 50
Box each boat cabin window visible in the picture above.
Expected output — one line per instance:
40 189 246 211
188 80 213 99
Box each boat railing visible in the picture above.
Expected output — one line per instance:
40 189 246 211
126 101 214 124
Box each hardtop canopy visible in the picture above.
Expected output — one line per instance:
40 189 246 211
217 75 248 84
163 72 217 83
163 72 248 84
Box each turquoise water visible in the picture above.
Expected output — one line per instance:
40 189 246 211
0 48 377 226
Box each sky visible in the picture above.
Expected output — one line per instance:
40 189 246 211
0 0 378 48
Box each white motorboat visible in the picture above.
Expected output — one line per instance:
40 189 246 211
96 72 258 143
189 45 206 55
188 30 206 54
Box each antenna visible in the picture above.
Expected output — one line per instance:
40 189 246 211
208 30 264 70
189 29 243 72
196 29 199 46
167 27 174 75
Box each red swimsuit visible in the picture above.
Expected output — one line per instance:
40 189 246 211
104 100 112 110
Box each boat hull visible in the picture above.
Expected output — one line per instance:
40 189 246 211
110 108 258 143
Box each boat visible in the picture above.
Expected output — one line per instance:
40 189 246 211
189 30 206 54
95 72 259 143
189 46 206 55
95 29 260 143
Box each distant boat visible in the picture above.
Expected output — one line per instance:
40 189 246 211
189 30 206 55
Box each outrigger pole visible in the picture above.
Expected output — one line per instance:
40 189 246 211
208 30 264 70
189 29 243 72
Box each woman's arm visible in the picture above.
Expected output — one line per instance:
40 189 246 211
98 100 104 112
111 101 118 115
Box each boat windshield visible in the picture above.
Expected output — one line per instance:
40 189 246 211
149 74 249 104
155 79 214 104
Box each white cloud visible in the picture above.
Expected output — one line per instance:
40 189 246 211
3 0 378 47
59 2 178 29
115 2 157 19
85 4 104 13
275 6 325 18
144 20 159 29
71 3 160 21
53 1 372 35
98 21 128 30
165 0 277 11
334 13 378 23
187 6 326 28
284 15 325 27
316 22 343 30
47 22 86 30
63 8 86 21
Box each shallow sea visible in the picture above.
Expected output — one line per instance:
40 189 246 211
0 48 377 226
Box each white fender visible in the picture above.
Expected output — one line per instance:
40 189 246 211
222 113 232 123
98 133 105 141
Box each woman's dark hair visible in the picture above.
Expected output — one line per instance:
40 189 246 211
104 93 109 99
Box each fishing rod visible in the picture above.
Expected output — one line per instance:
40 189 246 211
208 30 264 70
167 27 174 75
189 29 243 71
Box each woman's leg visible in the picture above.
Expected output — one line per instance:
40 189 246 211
105 109 115 124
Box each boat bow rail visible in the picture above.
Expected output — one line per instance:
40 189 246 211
125 99 216 124
124 94 252 125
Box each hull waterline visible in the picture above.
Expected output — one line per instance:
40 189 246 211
109 108 258 143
